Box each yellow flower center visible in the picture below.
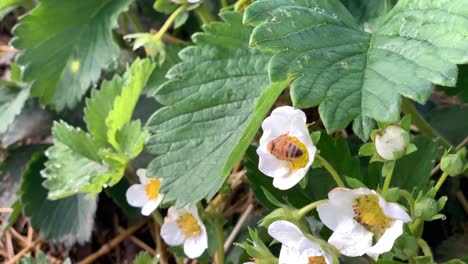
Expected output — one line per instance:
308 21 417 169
176 213 201 238
352 195 392 234
308 256 326 264
145 179 161 200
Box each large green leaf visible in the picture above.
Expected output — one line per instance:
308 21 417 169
244 0 468 138
21 154 97 245
436 64 468 103
0 86 30 133
427 106 468 146
146 12 289 207
11 0 132 110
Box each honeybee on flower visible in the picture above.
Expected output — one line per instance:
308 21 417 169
257 106 316 190
161 205 208 258
126 169 164 216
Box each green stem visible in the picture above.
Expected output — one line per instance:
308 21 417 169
298 199 328 217
234 0 251 11
412 219 424 237
316 155 345 188
152 211 164 225
381 161 396 196
156 5 188 39
215 217 225 264
398 189 415 217
417 238 433 258
221 0 228 8
195 3 216 23
126 12 144 32
434 172 449 193
401 98 452 150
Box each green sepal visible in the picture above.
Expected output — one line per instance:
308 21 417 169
310 131 321 145
405 143 418 155
359 142 376 156
344 176 366 189
400 114 412 132
384 187 400 203
237 228 277 264
299 175 308 189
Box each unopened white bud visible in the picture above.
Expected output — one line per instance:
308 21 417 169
375 125 410 161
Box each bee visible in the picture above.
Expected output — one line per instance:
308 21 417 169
267 134 304 160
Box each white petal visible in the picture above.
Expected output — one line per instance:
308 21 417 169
317 190 356 231
323 254 334 264
366 220 404 260
187 205 200 219
166 206 180 221
187 0 200 3
278 245 302 264
161 221 185 246
272 167 307 190
297 237 322 254
260 115 290 142
126 184 149 207
268 221 304 246
184 226 208 258
136 169 149 184
378 196 411 222
257 152 291 178
141 198 162 216
328 221 373 257
271 106 307 123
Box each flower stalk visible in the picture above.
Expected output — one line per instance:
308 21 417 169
298 199 327 217
156 5 188 39
215 216 225 264
417 238 433 258
434 172 449 193
316 155 345 188
381 161 396 196
398 189 415 217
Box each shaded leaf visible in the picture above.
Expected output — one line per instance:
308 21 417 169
0 86 30 133
427 106 468 146
146 12 289 206
12 0 132 109
21 153 97 245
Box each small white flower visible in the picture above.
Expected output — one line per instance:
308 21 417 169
126 169 164 216
257 106 316 190
170 0 200 4
268 220 333 264
317 188 411 260
161 205 208 258
375 125 410 160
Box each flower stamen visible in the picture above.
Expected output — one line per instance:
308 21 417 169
145 179 161 200
352 195 392 234
177 213 201 238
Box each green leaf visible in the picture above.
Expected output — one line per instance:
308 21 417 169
106 58 155 151
145 45 183 96
146 12 289 206
11 0 132 109
427 106 468 146
42 122 110 199
115 121 150 159
391 136 438 192
339 0 388 32
0 86 30 133
244 0 468 137
21 153 97 245
353 115 377 142
134 252 158 264
359 142 375 156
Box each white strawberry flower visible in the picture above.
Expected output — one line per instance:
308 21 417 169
257 106 316 190
268 220 333 264
317 188 411 260
161 205 208 258
375 125 410 161
126 169 164 216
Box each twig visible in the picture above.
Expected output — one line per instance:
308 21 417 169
78 219 149 264
224 204 254 251
456 191 468 215
5 232 14 259
129 235 157 256
8 228 28 247
27 226 33 246
431 136 468 176
154 222 169 264
5 239 41 264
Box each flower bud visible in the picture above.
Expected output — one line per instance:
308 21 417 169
440 148 467 176
375 125 410 160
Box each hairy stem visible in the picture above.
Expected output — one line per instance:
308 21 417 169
316 155 345 188
298 199 328 217
401 98 451 149
434 172 449 193
398 189 415 217
152 211 164 226
156 5 188 39
381 161 396 196
417 238 433 258
215 217 225 264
